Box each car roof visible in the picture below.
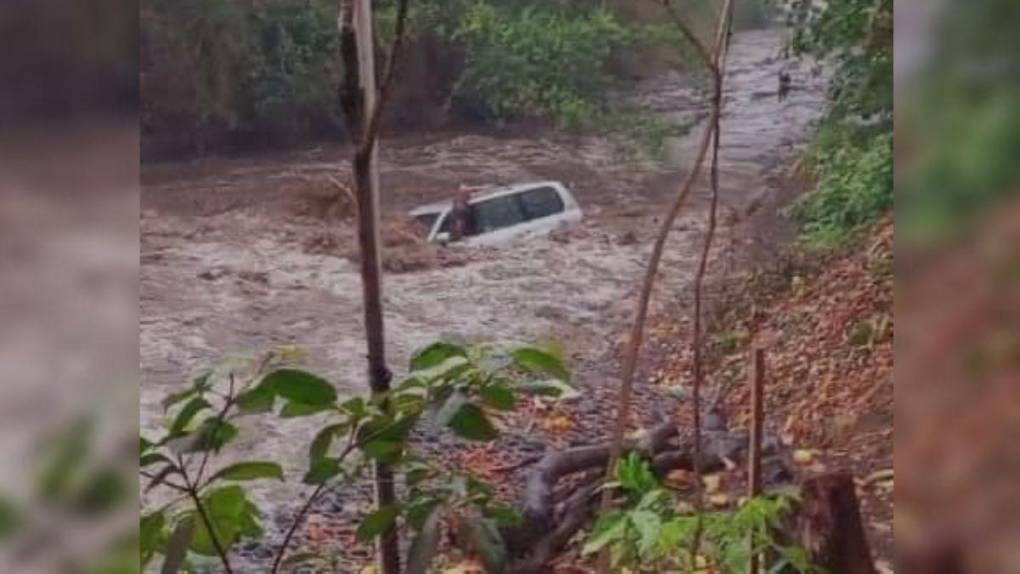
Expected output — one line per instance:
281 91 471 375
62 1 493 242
408 181 564 216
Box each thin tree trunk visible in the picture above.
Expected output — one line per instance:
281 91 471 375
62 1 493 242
690 2 733 557
597 3 733 571
338 0 407 571
747 348 765 574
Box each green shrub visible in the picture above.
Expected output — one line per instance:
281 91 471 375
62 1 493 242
142 0 340 142
791 126 892 247
453 4 634 129
246 1 340 135
786 0 892 122
783 0 894 247
583 454 817 573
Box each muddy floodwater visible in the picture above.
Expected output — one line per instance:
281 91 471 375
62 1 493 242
141 29 827 530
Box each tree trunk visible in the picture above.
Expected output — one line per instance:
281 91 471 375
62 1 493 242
795 472 877 574
344 0 400 572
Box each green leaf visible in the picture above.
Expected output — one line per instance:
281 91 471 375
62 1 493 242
434 391 468 426
516 378 578 399
362 440 403 463
448 402 499 441
141 452 172 468
303 457 343 485
210 461 284 482
359 413 420 445
410 341 468 370
280 401 333 418
140 511 165 568
629 510 662 556
772 545 814 573
636 489 668 511
657 517 695 554
341 397 368 419
406 507 442 574
162 516 194 573
162 372 212 413
189 485 247 556
409 355 471 383
616 453 658 494
309 423 347 462
462 517 508 573
392 385 428 413
162 388 196 413
583 511 627 555
262 369 336 407
169 397 211 437
235 381 276 414
162 389 197 413
186 418 238 453
511 346 570 381
238 500 264 539
481 383 515 411
140 437 153 455
356 504 400 543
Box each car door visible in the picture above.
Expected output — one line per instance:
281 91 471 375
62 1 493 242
463 193 528 245
517 185 568 237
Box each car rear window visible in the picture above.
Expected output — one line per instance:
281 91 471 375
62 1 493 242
519 186 565 220
469 195 526 235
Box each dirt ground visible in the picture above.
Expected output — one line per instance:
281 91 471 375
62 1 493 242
140 29 832 569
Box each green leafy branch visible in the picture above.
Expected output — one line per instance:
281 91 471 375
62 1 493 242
141 340 573 573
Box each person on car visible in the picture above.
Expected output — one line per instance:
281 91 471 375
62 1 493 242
449 183 473 241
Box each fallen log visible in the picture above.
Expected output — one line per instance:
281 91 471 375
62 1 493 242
503 419 794 572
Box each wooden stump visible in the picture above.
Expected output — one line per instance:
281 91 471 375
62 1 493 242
796 472 877 574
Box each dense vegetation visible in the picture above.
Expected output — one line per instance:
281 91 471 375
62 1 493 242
140 0 772 156
141 0 342 153
782 0 893 247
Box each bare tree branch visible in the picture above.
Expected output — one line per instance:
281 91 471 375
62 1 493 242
653 0 716 74
690 0 733 558
270 433 360 574
596 1 734 571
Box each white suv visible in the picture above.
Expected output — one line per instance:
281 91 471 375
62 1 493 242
409 181 583 246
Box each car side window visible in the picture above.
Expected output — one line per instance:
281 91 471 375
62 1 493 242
469 195 526 235
519 186 565 220
415 213 440 235
437 212 452 234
